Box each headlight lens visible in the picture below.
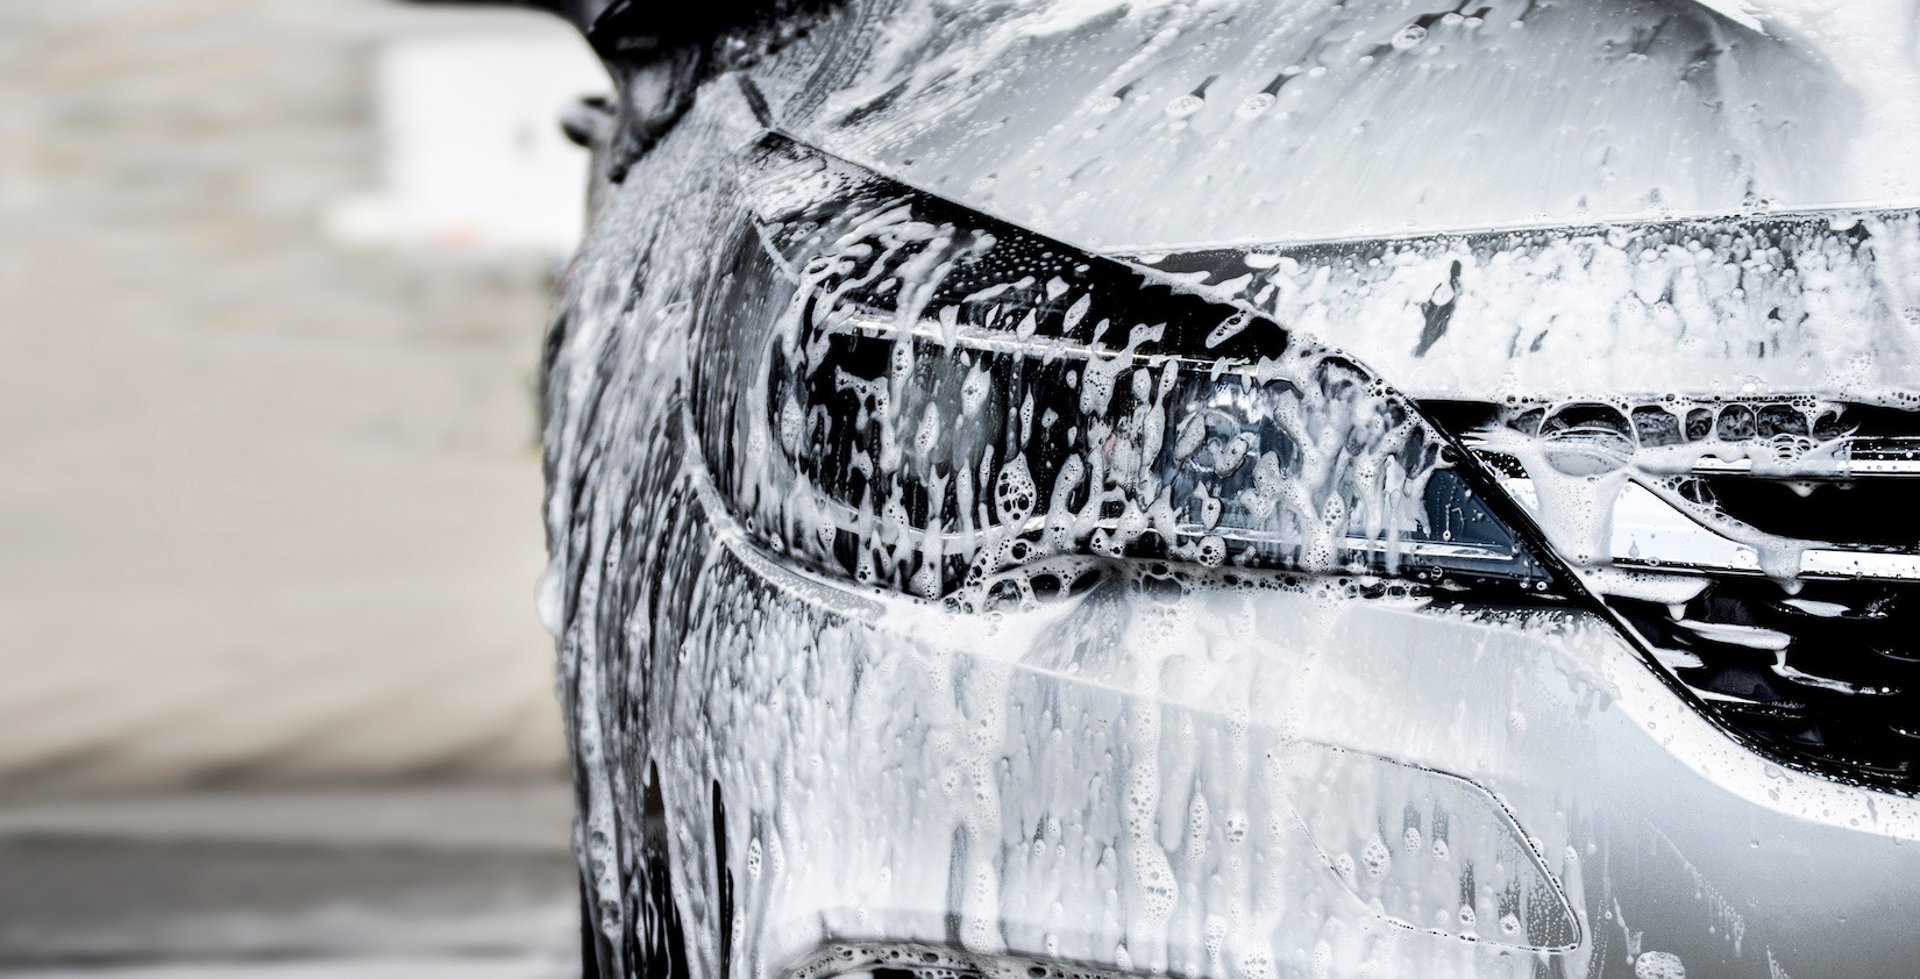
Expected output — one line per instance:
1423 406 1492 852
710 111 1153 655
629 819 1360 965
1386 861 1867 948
691 137 1556 603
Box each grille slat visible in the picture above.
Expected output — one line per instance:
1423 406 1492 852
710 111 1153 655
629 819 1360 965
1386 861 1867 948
1446 397 1920 793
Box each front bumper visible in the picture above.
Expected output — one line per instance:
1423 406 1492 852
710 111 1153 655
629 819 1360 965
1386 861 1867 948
635 485 1920 979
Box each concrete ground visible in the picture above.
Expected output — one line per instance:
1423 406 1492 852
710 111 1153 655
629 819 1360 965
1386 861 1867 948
0 781 581 977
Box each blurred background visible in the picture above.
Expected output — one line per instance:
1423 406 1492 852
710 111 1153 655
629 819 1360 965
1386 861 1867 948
2 0 603 973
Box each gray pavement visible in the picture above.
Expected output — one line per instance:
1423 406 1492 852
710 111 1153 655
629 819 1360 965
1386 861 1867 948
0 781 580 977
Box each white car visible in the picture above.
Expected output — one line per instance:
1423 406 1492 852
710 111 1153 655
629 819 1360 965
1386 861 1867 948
523 1 1920 975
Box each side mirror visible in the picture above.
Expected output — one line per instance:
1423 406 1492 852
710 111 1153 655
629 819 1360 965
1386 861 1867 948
406 0 833 179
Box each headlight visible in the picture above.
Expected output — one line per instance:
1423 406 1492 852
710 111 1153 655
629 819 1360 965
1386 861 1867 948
690 136 1560 607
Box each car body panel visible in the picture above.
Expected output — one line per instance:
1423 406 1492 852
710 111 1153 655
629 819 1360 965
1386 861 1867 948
762 0 1920 252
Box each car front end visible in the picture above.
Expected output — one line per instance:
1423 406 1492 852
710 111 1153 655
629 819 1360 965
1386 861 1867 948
531 1 1920 975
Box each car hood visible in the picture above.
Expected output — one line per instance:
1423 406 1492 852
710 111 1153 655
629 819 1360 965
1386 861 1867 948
767 0 1920 253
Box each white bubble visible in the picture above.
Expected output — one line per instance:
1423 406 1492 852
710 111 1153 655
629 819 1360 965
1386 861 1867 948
1635 951 1686 979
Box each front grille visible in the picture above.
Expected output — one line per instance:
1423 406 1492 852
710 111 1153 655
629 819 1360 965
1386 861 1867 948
1434 398 1920 793
1612 576 1920 787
